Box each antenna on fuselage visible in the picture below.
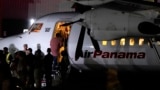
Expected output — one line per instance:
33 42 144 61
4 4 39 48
61 19 84 26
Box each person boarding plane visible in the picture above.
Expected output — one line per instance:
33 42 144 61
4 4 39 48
0 0 160 76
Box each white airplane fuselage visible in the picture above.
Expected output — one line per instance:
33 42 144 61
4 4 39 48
68 24 160 71
0 9 160 71
0 12 78 55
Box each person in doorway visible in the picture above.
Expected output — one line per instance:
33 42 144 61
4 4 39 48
50 33 63 70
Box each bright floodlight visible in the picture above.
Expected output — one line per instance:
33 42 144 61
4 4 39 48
30 18 35 25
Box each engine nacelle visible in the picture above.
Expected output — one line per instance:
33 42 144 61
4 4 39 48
80 8 160 40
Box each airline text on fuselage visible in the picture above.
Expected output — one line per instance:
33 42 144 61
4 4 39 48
83 50 145 59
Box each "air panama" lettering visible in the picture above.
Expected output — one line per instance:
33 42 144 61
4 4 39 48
83 50 145 59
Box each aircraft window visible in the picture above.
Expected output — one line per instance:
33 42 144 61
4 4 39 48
129 38 135 46
120 38 125 46
102 40 107 46
139 38 144 46
31 23 43 32
111 40 116 46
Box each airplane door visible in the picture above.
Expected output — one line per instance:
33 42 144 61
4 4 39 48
67 23 83 68
67 23 95 70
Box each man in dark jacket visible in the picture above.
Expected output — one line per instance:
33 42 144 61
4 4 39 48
43 48 53 88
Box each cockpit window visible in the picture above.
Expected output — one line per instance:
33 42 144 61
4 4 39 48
30 23 43 32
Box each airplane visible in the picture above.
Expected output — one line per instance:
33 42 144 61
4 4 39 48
1 0 160 75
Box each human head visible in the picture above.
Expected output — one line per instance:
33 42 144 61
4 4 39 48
47 48 51 53
26 48 32 55
3 47 8 53
28 48 32 53
37 43 41 50
56 33 61 38
23 44 28 50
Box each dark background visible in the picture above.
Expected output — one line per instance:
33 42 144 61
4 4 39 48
1 0 34 37
0 0 71 37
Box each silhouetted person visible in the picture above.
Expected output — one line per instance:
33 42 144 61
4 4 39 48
0 50 13 90
34 43 45 58
0 65 12 90
26 48 35 89
3 47 13 65
15 51 28 90
34 49 44 89
0 50 6 65
43 48 53 88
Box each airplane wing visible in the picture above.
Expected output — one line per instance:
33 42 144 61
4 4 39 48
69 0 114 6
105 0 160 12
70 0 160 12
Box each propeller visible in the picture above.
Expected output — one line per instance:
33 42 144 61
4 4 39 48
75 26 86 60
75 26 101 61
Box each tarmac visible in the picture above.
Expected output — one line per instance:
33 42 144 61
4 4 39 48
13 68 160 90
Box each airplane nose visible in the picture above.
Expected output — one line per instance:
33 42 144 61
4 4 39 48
138 21 160 35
